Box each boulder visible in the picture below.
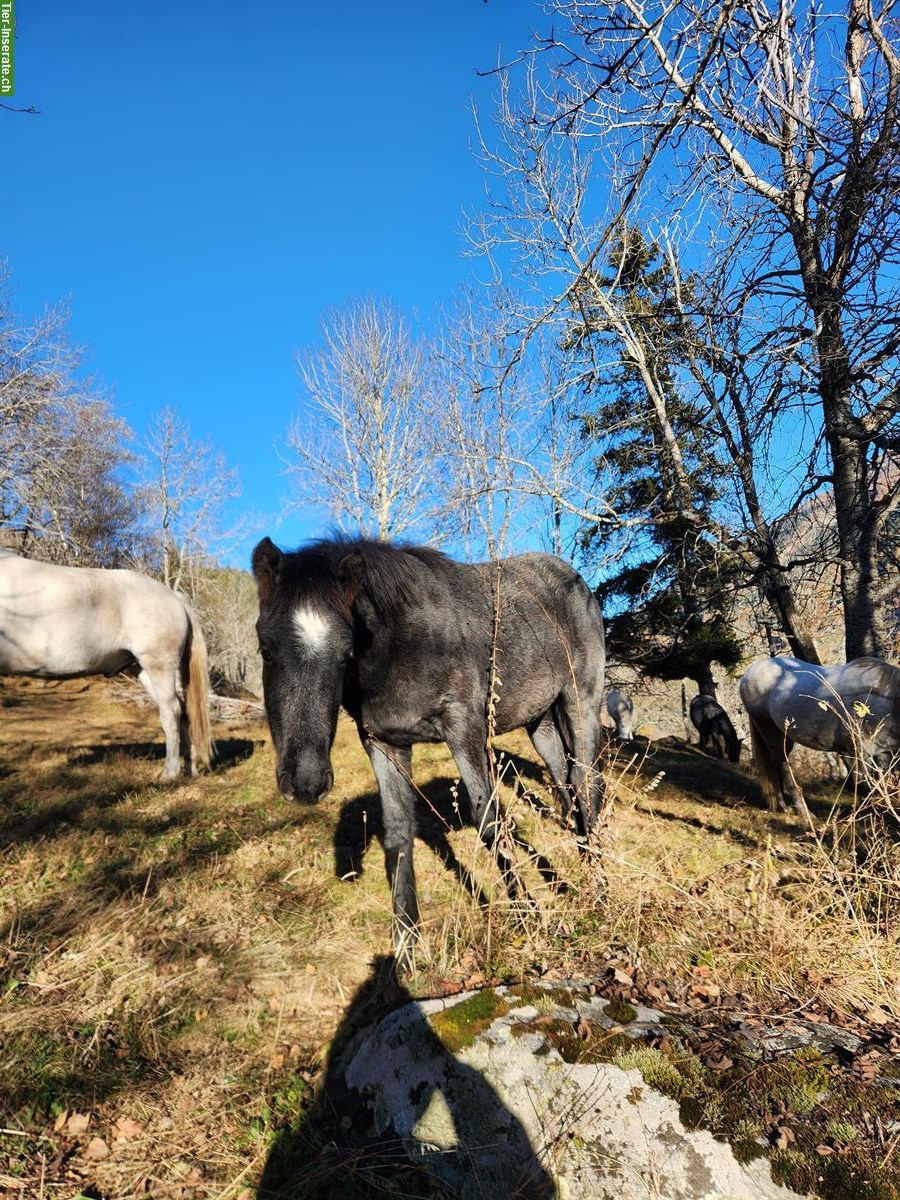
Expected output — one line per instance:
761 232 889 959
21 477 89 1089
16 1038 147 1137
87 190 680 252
260 969 899 1199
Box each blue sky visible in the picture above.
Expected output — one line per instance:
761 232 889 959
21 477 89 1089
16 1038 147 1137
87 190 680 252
4 0 533 566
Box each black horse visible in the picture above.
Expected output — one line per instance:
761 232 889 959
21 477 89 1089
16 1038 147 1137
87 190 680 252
252 536 606 966
689 693 741 764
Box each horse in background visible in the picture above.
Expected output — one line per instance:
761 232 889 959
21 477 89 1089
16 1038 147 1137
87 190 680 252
606 689 634 740
739 655 900 818
0 550 213 779
252 534 607 968
689 693 742 764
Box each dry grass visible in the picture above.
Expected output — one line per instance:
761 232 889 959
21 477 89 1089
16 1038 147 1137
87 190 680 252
0 676 898 1198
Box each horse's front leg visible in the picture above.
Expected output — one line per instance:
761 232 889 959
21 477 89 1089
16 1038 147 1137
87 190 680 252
363 738 420 971
558 700 604 843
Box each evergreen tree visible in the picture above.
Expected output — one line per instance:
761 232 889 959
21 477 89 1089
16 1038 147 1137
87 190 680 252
571 228 743 696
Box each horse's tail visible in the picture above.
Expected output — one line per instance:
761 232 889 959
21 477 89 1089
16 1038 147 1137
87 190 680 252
182 606 214 771
747 715 781 812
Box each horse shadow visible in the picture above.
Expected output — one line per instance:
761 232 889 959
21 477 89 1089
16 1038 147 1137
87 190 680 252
334 778 494 909
334 763 565 910
258 954 556 1200
630 735 842 834
74 737 258 771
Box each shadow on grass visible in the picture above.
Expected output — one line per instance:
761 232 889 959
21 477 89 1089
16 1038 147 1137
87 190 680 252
74 736 258 771
627 735 850 845
334 782 493 910
334 759 567 912
0 1006 177 1125
258 954 556 1200
0 739 261 850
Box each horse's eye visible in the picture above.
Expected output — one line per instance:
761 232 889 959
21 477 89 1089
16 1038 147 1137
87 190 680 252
259 644 274 665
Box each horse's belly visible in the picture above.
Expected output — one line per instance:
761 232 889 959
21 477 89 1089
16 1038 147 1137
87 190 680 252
0 642 132 678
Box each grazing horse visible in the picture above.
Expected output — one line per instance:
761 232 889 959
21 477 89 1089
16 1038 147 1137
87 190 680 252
606 688 634 740
739 655 900 818
252 535 607 966
689 693 741 764
0 550 213 779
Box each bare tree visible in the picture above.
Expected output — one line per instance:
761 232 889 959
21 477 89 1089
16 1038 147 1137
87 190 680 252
287 300 440 541
0 270 138 563
481 1 900 658
193 566 262 697
139 406 242 593
435 287 625 565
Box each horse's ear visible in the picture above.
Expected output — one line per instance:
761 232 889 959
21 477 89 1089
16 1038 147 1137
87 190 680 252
336 550 366 608
252 537 284 606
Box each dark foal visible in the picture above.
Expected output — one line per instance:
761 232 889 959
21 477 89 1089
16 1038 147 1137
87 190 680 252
252 535 607 968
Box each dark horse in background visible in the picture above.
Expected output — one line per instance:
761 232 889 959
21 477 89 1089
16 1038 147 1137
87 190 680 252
252 535 607 967
689 693 742 765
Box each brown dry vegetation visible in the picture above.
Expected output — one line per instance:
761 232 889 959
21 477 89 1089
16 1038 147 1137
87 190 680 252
1 676 898 1198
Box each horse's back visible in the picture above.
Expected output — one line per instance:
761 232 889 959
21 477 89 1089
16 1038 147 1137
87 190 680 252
374 548 604 734
476 552 605 729
740 654 899 755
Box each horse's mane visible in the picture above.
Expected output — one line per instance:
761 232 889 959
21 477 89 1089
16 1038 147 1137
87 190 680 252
846 656 900 698
289 536 455 619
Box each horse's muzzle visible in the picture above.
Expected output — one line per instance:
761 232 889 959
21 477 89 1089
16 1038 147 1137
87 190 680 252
278 765 334 805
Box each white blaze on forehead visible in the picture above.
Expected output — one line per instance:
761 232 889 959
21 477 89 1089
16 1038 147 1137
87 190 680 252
292 606 331 651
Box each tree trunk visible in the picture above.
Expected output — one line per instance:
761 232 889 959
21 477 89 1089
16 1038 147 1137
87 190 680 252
693 662 717 700
757 567 822 664
814 303 886 659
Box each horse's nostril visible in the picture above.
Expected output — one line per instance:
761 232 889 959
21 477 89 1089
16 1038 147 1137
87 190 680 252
313 771 334 804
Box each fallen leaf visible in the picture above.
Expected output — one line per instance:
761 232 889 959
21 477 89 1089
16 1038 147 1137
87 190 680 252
770 1126 795 1151
114 1117 144 1139
85 1137 110 1160
692 982 721 1001
864 1005 890 1026
53 1110 68 1133
66 1113 90 1136
575 1016 591 1040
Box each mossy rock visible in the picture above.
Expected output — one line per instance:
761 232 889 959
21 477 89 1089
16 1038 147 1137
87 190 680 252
429 989 512 1053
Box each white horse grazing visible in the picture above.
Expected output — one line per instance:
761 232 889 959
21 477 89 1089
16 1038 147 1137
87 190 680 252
606 688 634 741
739 655 900 818
0 550 213 779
